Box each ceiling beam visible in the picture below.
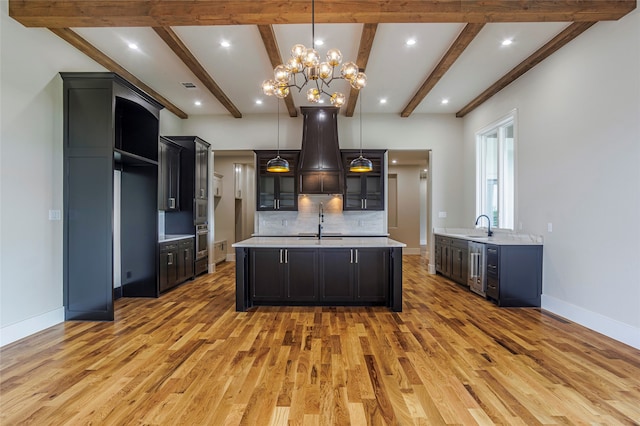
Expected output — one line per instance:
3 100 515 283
48 27 188 119
456 21 596 118
257 25 298 118
10 1 636 28
401 23 484 118
153 27 242 118
345 23 378 118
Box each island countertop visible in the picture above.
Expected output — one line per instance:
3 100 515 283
233 236 406 249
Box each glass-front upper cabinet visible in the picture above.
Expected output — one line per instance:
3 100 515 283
255 150 300 211
341 150 386 211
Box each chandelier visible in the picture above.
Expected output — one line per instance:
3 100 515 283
261 0 366 107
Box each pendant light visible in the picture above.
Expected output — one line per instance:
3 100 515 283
267 99 290 173
350 93 373 172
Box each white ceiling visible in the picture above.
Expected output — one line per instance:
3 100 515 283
72 21 571 117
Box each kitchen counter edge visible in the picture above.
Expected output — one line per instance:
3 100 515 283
434 231 542 246
233 236 406 248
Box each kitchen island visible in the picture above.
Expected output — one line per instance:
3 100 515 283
233 237 406 312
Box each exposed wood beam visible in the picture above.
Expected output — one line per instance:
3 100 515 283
401 23 484 118
153 27 242 118
345 23 377 118
456 21 596 118
257 25 298 118
10 1 636 28
48 27 188 119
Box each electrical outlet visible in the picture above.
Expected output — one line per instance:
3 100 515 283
438 211 447 218
547 223 553 232
48 209 61 221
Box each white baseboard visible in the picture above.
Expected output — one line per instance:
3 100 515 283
0 307 65 347
402 248 421 255
542 294 639 350
428 263 436 274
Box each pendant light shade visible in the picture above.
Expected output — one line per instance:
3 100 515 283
350 155 373 172
267 99 290 173
267 155 290 173
349 93 372 173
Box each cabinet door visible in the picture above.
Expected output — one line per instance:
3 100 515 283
363 174 384 210
285 249 318 301
250 249 284 300
158 141 180 211
320 249 354 301
159 244 179 292
195 142 208 200
179 239 194 281
355 248 389 301
277 176 297 210
344 176 364 210
258 175 276 210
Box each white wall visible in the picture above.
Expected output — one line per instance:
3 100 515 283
0 3 106 345
388 165 422 251
461 10 640 348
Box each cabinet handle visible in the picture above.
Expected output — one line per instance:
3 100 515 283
350 249 354 264
273 199 277 209
168 198 176 209
361 199 364 209
277 199 280 210
285 249 288 264
364 199 367 209
280 249 283 264
168 252 173 265
184 249 189 260
200 188 205 198
355 249 359 264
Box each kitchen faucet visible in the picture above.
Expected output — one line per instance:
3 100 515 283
475 214 493 237
318 202 324 239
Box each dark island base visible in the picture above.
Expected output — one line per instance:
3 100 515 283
235 247 403 312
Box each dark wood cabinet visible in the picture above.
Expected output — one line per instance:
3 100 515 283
435 235 468 286
341 150 386 211
485 244 543 307
158 137 181 211
255 150 299 211
250 248 318 301
236 245 403 312
159 237 194 293
62 72 162 320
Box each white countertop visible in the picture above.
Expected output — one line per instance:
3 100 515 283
159 234 195 243
434 228 543 246
233 236 406 248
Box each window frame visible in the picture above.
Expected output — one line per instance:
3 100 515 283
475 109 518 231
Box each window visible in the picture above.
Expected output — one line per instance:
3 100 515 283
476 112 515 230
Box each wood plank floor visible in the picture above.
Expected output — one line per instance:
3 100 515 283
2 256 639 425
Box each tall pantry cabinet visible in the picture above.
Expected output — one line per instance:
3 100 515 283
62 72 162 320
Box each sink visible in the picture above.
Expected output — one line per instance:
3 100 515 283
466 235 489 239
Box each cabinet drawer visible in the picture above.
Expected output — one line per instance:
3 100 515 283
160 242 178 252
486 277 499 300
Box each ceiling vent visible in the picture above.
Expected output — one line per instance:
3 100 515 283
297 106 344 194
181 82 197 89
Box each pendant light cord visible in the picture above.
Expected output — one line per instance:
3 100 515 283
359 94 363 156
277 99 280 156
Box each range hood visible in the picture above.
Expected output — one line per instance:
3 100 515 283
297 106 344 194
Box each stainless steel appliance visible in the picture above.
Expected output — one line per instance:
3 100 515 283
194 198 208 225
195 224 209 275
468 242 486 296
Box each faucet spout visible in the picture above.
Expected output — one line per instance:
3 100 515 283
318 202 324 239
475 214 493 237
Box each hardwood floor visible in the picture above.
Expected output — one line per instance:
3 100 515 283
1 256 639 425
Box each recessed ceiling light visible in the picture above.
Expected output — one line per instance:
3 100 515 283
220 40 231 48
406 38 416 46
255 99 263 105
128 43 139 50
441 98 449 105
501 39 513 46
315 39 324 46
423 168 428 172
392 159 397 164
194 100 202 106
379 98 387 104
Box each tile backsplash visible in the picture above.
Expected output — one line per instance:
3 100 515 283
255 194 386 236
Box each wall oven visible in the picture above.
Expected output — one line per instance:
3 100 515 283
194 198 208 225
195 224 209 275
468 242 486 296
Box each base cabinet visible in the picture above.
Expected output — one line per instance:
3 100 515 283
485 244 543 307
435 236 468 286
159 237 194 293
250 248 318 302
238 246 400 310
